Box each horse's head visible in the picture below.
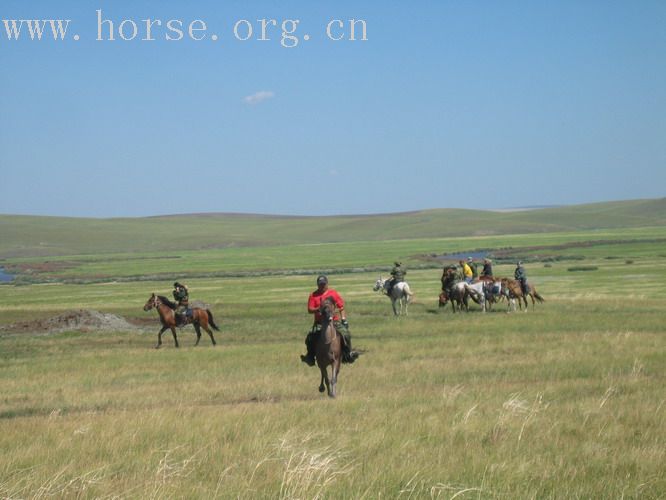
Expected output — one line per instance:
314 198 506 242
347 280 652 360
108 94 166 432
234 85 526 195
143 293 157 311
373 276 386 292
319 297 336 322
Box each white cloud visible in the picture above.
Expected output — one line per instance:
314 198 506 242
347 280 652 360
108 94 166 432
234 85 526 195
243 91 275 105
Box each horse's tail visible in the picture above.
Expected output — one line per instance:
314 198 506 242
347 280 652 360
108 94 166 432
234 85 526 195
403 283 414 301
533 291 545 303
207 310 220 331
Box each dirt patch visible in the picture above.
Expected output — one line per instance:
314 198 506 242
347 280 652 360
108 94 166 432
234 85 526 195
0 309 142 335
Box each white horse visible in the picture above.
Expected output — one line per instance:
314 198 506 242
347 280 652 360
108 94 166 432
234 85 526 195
463 281 487 312
373 276 414 316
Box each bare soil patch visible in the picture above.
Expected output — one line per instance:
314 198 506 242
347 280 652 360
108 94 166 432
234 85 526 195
0 309 141 335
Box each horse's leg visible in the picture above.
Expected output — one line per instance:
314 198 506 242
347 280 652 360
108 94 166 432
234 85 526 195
170 326 179 348
404 296 408 316
318 369 325 393
319 364 330 395
202 324 217 345
330 358 340 398
156 326 168 349
193 323 202 346
391 297 398 316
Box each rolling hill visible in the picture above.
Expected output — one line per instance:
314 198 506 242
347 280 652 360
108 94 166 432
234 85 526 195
0 198 664 259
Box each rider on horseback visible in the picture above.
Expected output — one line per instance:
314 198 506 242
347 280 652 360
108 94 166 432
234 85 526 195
301 275 359 366
481 258 493 278
440 265 458 298
514 262 529 295
467 257 478 280
172 281 192 326
387 261 406 295
459 260 473 284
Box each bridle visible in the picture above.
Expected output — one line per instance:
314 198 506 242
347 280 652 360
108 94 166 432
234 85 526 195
144 295 161 311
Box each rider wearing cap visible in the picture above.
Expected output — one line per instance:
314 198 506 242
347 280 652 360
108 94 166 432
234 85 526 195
172 281 191 326
300 275 359 366
387 261 406 295
514 262 528 294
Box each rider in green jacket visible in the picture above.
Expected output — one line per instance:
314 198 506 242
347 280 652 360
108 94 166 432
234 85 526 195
514 262 528 294
388 261 406 295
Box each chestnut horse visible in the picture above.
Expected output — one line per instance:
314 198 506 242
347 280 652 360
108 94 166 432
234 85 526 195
500 279 545 312
315 297 342 398
143 293 219 348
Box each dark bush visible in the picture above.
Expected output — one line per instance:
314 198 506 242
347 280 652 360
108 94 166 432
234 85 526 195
567 266 598 272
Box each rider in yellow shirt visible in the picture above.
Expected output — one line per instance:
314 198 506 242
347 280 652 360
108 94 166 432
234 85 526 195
459 260 473 284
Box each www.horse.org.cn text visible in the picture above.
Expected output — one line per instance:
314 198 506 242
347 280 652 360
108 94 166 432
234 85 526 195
1 10 369 47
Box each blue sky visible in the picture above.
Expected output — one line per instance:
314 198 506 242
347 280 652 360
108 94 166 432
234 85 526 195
1 1 664 217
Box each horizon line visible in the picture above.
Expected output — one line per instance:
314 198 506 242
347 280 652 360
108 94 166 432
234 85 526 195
1 197 663 220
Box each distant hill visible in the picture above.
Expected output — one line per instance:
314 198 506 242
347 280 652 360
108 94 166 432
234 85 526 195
0 198 664 258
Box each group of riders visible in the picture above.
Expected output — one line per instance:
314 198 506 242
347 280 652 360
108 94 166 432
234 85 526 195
441 257 529 299
167 258 530 369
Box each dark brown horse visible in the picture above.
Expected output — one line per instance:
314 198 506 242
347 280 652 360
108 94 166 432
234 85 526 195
315 297 342 398
438 282 469 312
500 279 545 312
143 294 219 348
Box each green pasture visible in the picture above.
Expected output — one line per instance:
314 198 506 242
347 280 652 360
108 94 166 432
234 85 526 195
3 226 666 284
1 242 665 497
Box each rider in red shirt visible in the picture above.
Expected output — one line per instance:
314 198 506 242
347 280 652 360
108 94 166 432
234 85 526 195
308 287 344 323
301 275 359 366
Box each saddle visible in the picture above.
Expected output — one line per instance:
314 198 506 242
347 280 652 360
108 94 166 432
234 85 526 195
175 308 194 327
308 322 347 347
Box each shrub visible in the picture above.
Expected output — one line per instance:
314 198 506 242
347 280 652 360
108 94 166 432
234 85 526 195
567 266 598 272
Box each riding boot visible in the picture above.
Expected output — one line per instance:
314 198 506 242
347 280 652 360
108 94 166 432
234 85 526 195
342 333 359 364
175 312 184 327
521 280 528 295
300 332 316 366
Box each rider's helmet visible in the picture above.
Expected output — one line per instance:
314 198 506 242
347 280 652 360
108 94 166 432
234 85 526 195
517 261 523 266
173 282 180 288
467 256 473 262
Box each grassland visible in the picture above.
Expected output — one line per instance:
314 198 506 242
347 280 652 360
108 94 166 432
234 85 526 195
1 198 664 259
0 203 665 498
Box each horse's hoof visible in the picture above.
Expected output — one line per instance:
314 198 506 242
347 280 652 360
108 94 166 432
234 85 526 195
155 345 161 349
319 385 325 393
